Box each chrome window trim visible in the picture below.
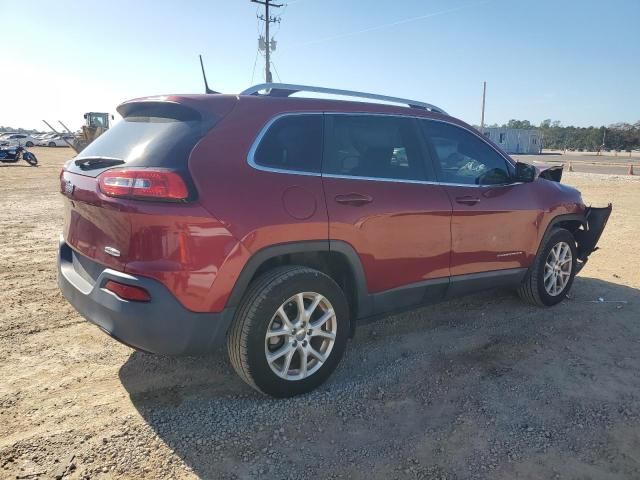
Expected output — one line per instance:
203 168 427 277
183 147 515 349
247 112 323 177
322 173 440 186
323 174 522 189
246 111 519 187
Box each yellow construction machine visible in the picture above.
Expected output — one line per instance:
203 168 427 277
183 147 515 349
44 112 114 153
72 112 114 152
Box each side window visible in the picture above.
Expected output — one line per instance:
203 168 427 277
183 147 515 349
421 121 512 186
253 115 322 173
324 115 427 181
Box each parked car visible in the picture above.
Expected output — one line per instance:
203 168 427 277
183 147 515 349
0 133 37 147
57 83 611 397
38 133 58 141
32 133 51 140
38 134 74 147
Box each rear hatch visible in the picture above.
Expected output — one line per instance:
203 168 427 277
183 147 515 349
60 95 237 271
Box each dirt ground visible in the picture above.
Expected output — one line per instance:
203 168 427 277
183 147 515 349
1 147 639 480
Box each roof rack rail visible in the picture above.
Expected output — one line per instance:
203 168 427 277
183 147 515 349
240 83 448 115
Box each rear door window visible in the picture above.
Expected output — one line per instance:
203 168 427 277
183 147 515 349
323 115 429 182
252 115 323 173
420 120 513 185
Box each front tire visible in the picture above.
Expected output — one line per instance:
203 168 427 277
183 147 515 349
25 141 34 147
227 266 350 397
23 152 38 166
48 142 56 147
518 228 577 306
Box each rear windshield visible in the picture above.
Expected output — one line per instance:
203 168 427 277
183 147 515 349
67 103 217 176
77 116 193 162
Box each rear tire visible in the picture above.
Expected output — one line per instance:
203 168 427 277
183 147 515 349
517 228 577 306
48 142 55 147
227 266 350 397
25 141 34 147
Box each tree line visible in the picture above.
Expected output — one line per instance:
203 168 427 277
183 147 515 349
0 126 43 134
482 119 640 151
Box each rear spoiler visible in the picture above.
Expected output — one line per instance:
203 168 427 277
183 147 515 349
117 101 202 121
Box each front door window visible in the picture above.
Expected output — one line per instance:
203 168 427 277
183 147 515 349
421 122 512 185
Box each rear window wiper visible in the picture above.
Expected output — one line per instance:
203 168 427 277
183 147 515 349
74 157 125 170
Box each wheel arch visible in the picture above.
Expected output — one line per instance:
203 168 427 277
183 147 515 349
225 240 370 327
537 213 586 256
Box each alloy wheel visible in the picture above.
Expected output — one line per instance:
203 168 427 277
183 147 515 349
264 292 337 381
543 241 573 296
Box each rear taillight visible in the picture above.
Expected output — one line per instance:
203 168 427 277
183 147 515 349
104 280 151 302
59 160 72 192
98 168 189 201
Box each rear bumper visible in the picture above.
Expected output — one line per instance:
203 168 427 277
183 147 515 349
57 237 235 355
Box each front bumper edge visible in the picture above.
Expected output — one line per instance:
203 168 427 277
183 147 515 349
575 203 613 272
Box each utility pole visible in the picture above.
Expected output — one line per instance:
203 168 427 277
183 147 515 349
480 81 487 130
252 0 282 83
598 127 606 156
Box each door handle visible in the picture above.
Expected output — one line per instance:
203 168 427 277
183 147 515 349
455 196 481 206
334 193 373 206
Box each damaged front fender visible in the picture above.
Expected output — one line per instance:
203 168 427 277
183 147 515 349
574 204 613 272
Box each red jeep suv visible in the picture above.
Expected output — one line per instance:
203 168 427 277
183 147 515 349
58 83 611 397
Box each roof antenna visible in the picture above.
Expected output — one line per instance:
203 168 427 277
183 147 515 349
199 55 219 94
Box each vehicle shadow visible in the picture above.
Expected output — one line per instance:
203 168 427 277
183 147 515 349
118 276 640 478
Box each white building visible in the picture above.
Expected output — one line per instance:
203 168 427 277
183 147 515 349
482 128 541 154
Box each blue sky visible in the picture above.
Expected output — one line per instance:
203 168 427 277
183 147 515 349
1 0 638 130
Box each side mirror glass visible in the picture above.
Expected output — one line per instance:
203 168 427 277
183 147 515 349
514 162 536 183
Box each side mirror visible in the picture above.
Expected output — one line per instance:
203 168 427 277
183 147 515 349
514 162 536 183
83 113 87 119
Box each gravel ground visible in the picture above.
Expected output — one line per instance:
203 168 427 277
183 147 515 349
1 148 639 479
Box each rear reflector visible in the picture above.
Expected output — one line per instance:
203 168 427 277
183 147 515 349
104 280 151 302
98 168 189 201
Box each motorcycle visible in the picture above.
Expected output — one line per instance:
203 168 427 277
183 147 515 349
0 145 38 166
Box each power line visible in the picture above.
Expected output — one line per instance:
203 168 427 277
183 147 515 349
300 0 492 46
271 61 282 82
251 48 260 83
251 0 283 83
